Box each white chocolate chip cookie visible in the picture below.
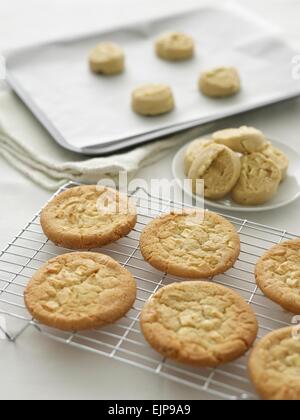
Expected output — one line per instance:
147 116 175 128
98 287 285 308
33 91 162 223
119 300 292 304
89 42 125 75
141 281 258 367
261 143 289 181
40 185 137 249
256 239 300 314
156 32 195 61
184 138 214 175
24 252 137 331
212 126 268 154
132 84 175 116
231 153 281 205
199 67 241 98
249 327 300 400
188 144 241 200
140 210 240 278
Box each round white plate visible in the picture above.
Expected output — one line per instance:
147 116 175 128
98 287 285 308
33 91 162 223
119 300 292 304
172 138 300 212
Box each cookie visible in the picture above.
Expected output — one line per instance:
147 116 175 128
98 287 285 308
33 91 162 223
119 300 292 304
256 239 300 314
40 185 137 249
212 126 268 154
141 281 258 367
24 252 137 331
232 153 281 205
140 210 240 278
188 143 241 200
89 42 125 75
248 327 300 400
132 84 175 116
199 67 241 98
261 143 289 182
184 138 214 175
155 32 195 61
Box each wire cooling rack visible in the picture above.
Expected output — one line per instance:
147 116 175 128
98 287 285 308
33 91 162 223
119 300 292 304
0 182 298 400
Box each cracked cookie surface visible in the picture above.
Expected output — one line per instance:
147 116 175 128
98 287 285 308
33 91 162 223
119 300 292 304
256 239 300 314
141 281 258 367
41 185 137 249
249 327 300 400
24 252 137 331
140 211 240 278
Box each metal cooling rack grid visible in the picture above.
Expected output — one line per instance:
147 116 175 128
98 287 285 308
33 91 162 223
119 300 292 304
0 182 298 400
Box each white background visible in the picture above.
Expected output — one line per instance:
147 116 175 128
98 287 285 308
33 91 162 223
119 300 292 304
0 0 300 400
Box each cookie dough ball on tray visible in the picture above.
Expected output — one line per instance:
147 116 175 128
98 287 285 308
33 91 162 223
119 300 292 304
156 32 195 61
188 143 241 200
132 84 175 116
89 42 125 75
232 153 281 205
199 67 241 98
212 126 268 154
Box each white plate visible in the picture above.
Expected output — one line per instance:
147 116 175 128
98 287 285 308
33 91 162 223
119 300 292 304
172 138 300 212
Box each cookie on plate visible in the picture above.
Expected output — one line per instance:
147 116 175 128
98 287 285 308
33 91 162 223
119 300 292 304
184 138 214 175
248 327 300 400
140 210 240 278
261 143 289 182
132 84 175 116
212 126 268 154
40 185 137 249
199 67 241 98
256 239 300 314
155 32 195 61
141 281 258 367
89 42 125 75
232 153 281 205
188 143 241 200
24 252 137 331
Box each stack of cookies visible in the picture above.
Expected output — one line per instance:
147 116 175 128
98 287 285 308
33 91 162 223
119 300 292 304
185 126 289 205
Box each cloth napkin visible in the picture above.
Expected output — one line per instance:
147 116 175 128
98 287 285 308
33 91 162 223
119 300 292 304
0 87 213 191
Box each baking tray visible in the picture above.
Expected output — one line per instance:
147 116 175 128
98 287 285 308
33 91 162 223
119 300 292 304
0 182 297 400
5 1 300 155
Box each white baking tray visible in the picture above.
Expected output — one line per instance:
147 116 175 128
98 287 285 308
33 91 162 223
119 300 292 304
5 2 300 155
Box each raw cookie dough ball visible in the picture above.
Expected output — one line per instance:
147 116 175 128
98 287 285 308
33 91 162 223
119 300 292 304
89 42 125 75
199 67 241 98
212 126 268 154
232 153 281 205
261 143 289 181
156 32 195 61
132 84 175 116
184 138 214 175
188 143 241 200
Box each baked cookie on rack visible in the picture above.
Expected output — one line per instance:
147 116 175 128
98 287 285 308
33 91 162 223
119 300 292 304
141 281 258 367
188 143 241 200
89 42 125 75
40 185 137 249
140 210 240 278
155 32 195 61
24 252 137 331
255 239 300 314
249 327 300 400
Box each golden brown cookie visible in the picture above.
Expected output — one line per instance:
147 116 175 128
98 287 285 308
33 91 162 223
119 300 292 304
89 42 125 75
24 252 137 331
256 239 300 314
248 327 300 400
132 84 175 116
231 153 281 205
184 138 215 175
40 186 137 249
140 210 240 278
141 281 258 367
261 143 289 182
155 32 195 61
212 126 268 154
188 143 241 200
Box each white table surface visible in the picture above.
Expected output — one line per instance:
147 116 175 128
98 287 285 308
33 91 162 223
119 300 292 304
0 0 300 400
